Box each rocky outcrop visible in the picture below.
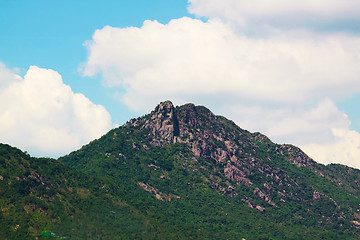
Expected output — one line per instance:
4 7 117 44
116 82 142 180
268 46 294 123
142 100 180 143
138 182 181 202
129 101 333 213
253 187 276 206
313 190 322 200
224 162 253 187
276 144 315 167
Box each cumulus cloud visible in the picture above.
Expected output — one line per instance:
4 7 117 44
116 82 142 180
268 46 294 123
0 65 112 157
0 62 21 89
221 99 348 144
302 128 360 169
81 7 360 168
220 99 360 168
188 0 360 32
83 18 360 109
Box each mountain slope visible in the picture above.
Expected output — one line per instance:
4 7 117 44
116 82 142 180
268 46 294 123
2 100 360 239
59 101 360 239
0 144 170 239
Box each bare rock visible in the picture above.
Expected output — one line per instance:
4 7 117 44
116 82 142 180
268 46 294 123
313 190 321 200
276 144 315 167
256 205 266 212
143 101 179 143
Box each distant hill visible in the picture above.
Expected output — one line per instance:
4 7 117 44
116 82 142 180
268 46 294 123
2 101 360 239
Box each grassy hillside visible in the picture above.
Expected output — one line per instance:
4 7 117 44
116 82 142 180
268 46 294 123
0 144 163 239
2 101 360 239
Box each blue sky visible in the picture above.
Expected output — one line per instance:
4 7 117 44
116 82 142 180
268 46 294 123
1 0 360 169
0 0 191 124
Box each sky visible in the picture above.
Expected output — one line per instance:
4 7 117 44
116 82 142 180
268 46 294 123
1 0 360 169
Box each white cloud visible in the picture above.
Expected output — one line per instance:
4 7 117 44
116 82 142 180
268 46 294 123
83 18 360 110
221 99 360 169
82 12 360 169
0 65 112 157
0 62 21 89
267 99 350 145
302 128 360 169
188 0 360 32
221 99 348 144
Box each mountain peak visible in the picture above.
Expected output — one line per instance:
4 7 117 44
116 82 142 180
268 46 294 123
156 100 174 109
126 101 312 162
151 100 176 124
141 100 179 143
128 101 316 168
51 101 360 238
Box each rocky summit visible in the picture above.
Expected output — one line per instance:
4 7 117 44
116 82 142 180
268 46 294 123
2 101 360 239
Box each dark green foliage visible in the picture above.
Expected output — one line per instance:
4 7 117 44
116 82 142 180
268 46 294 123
0 144 160 239
2 102 360 239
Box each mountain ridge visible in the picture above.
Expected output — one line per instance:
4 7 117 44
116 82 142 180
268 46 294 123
2 100 360 239
62 101 360 234
126 100 315 169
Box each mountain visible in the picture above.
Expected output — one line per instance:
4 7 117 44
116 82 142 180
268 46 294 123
0 143 163 239
2 100 360 239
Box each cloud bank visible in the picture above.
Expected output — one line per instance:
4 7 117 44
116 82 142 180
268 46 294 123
221 99 360 168
83 18 360 106
188 0 360 33
82 2 360 169
0 64 112 157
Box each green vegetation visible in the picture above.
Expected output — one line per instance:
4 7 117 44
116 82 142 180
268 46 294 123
2 102 360 239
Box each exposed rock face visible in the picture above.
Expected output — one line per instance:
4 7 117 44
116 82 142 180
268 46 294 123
142 100 179 143
130 101 330 210
253 187 276 206
313 190 322 200
224 162 253 187
57 100 360 237
138 182 181 202
276 144 315 167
